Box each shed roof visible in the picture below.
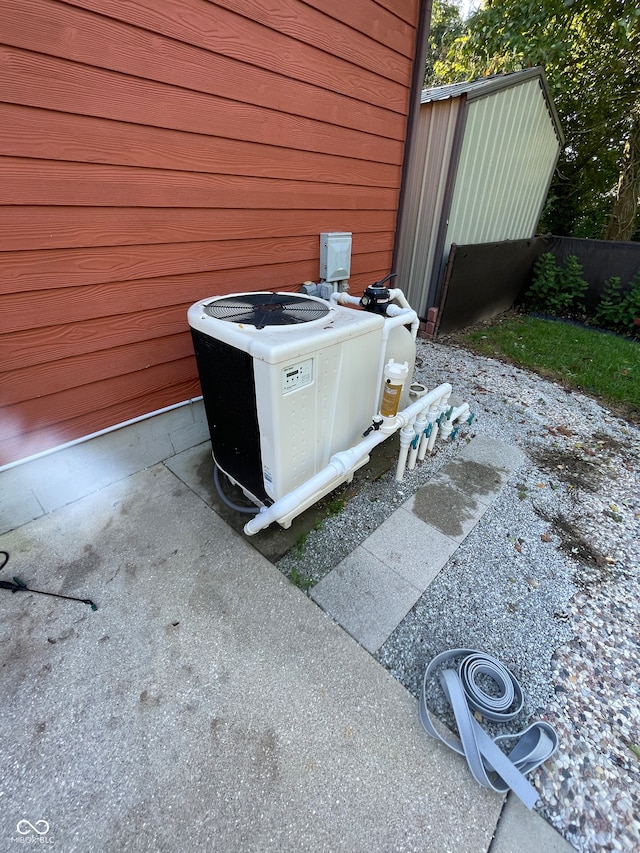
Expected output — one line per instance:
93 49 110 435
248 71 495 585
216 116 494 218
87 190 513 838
421 67 564 144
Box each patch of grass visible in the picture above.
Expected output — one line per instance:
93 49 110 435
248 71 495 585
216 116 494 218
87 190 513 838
326 497 346 515
289 566 313 592
290 532 308 559
449 314 639 421
312 495 348 531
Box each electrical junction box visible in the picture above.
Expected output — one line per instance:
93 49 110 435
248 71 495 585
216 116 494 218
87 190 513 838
320 232 352 282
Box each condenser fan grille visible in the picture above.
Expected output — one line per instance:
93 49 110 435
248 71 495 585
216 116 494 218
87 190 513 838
203 293 330 329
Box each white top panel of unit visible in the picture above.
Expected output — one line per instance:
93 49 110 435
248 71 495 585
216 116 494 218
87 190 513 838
188 292 383 364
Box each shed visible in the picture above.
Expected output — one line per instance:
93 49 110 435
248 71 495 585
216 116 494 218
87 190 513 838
0 0 428 468
395 67 564 317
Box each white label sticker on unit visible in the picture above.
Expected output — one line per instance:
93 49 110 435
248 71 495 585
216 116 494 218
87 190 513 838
281 358 313 394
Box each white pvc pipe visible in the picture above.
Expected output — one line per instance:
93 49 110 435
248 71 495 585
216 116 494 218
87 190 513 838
408 408 428 470
331 289 419 341
244 428 390 536
330 292 361 307
419 399 445 460
244 382 452 536
387 288 412 310
385 304 419 340
392 383 451 431
395 419 416 481
451 402 471 424
394 387 452 480
427 421 440 453
439 403 471 440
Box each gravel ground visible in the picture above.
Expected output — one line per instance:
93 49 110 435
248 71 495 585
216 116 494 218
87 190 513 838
277 336 640 853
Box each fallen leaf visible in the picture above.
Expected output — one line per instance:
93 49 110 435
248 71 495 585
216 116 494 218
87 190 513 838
556 425 573 436
525 576 539 588
541 532 552 542
514 543 522 553
536 482 546 488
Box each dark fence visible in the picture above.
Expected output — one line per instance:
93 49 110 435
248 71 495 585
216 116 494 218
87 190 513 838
436 235 640 335
546 236 640 310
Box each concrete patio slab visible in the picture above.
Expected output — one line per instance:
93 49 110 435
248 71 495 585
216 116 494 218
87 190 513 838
0 463 505 852
457 433 526 474
310 547 423 653
405 436 526 540
357 507 458 589
407 476 492 541
490 794 575 853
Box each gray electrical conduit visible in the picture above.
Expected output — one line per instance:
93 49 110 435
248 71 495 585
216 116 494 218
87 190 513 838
419 649 558 810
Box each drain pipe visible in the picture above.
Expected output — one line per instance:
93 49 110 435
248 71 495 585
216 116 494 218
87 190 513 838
244 382 453 536
330 290 417 336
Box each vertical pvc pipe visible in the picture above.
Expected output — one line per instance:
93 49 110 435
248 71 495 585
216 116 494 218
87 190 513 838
417 422 432 461
408 408 427 470
427 422 439 452
395 418 416 481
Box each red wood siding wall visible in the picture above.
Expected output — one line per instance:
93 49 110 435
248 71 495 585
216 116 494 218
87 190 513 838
0 0 420 465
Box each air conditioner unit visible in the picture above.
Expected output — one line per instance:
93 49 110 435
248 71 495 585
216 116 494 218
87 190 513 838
188 292 388 508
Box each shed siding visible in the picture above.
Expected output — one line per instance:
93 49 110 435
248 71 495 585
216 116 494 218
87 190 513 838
397 73 562 316
396 97 462 313
0 0 420 465
445 79 560 248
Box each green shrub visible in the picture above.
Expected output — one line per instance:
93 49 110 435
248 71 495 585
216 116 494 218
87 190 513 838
557 255 588 313
593 276 627 331
526 253 587 315
592 268 640 335
526 253 561 313
624 269 640 333
527 254 640 337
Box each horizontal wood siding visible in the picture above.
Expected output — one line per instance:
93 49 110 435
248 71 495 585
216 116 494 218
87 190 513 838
0 0 420 465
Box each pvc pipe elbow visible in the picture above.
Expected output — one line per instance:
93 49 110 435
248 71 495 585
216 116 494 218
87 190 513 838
385 304 412 318
387 288 412 310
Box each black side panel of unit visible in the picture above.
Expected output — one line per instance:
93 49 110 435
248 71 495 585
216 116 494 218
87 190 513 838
190 329 268 504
